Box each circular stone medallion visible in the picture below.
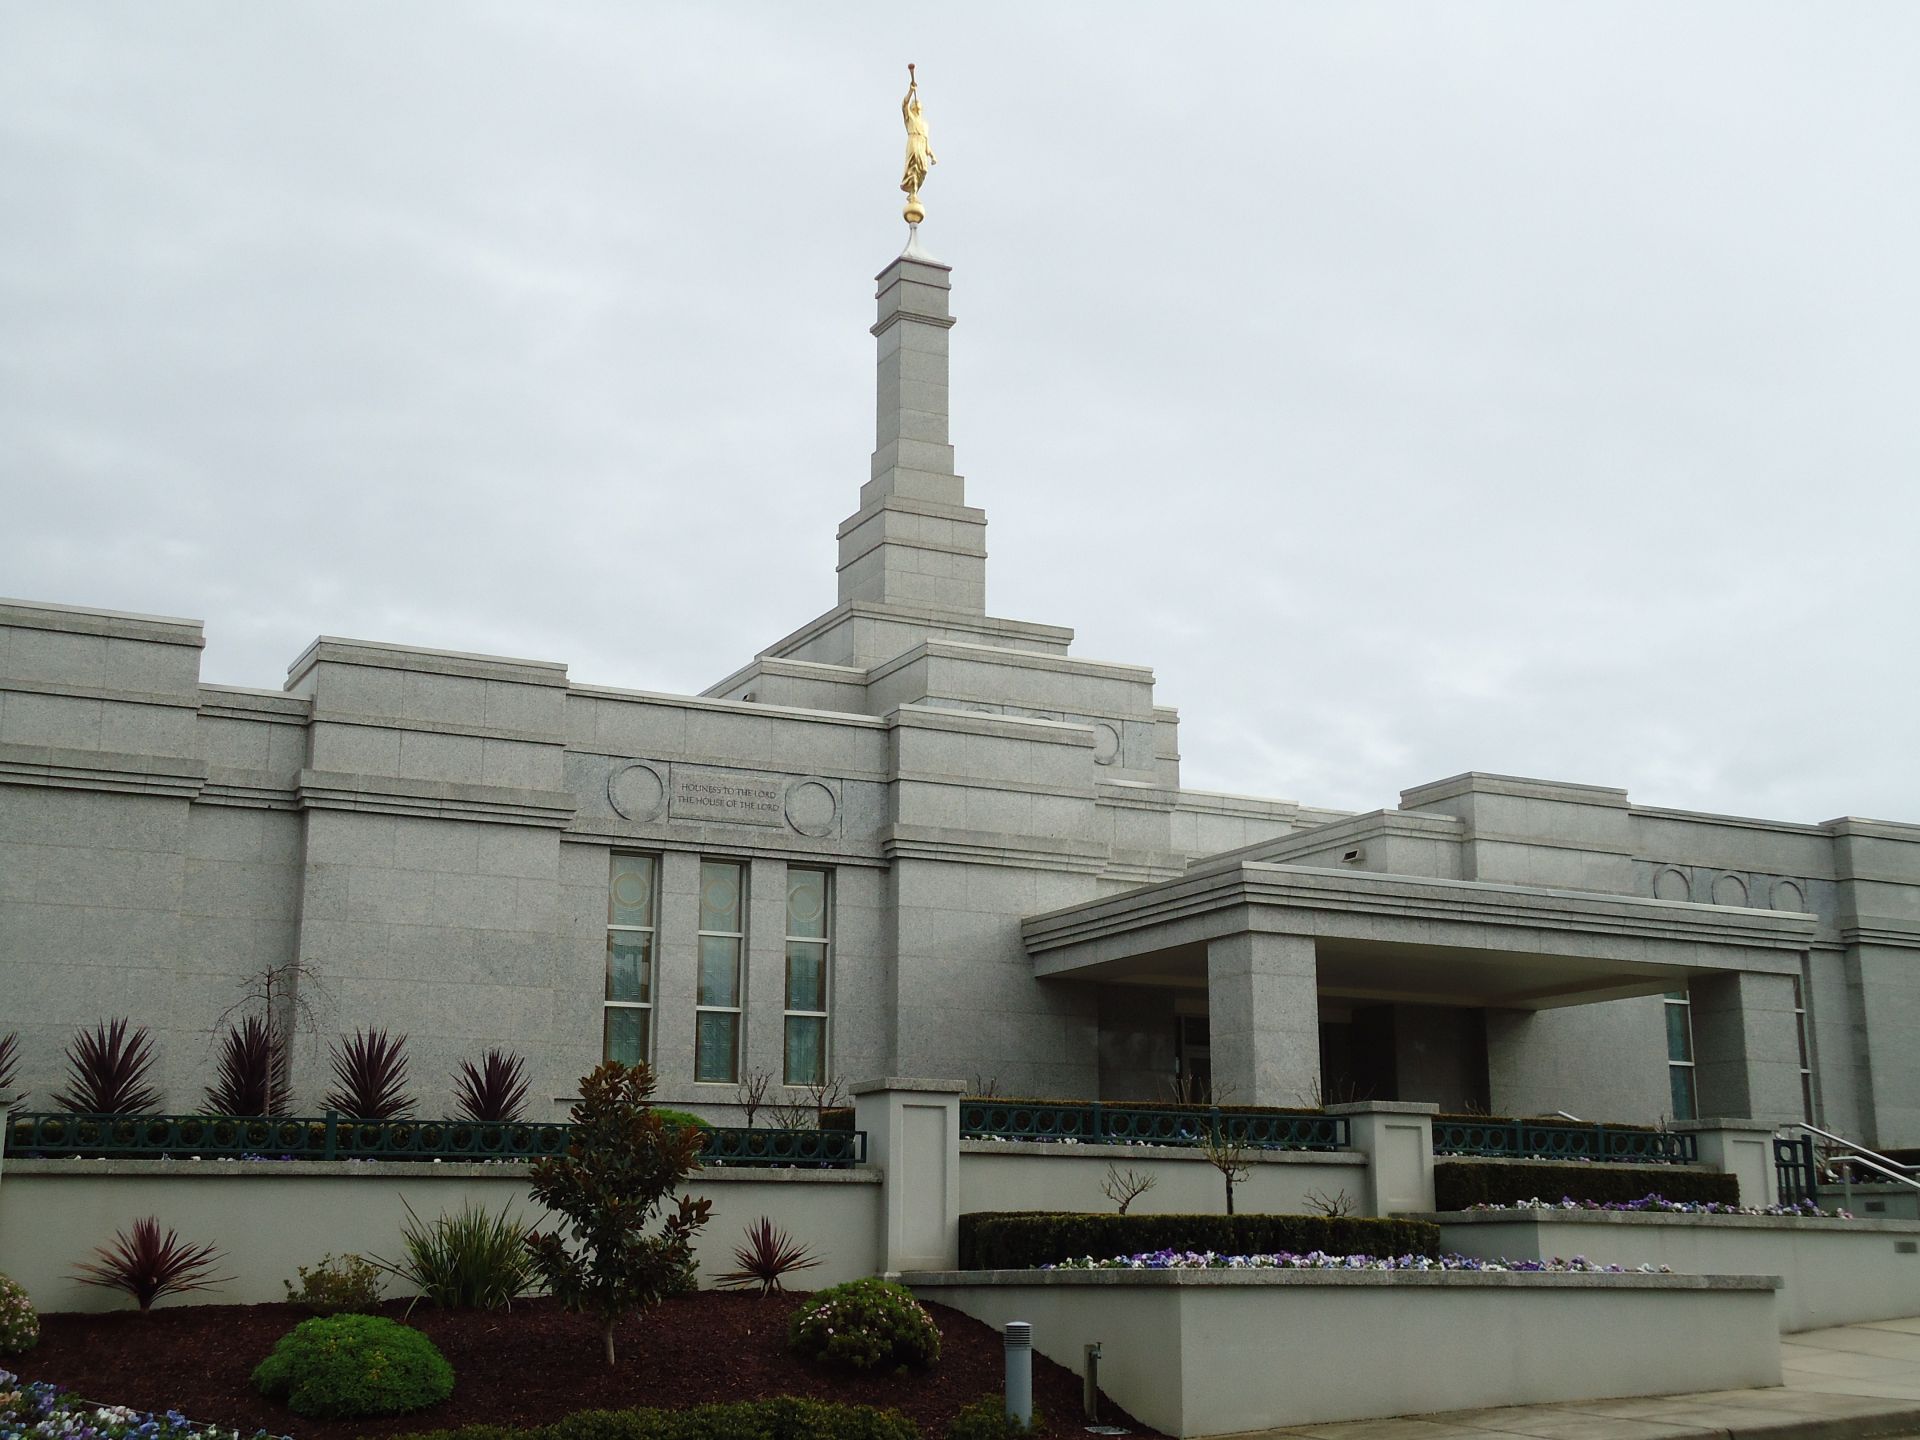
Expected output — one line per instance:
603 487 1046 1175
608 762 667 822
785 779 838 837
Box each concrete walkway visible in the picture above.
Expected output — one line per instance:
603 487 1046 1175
1231 1316 1920 1440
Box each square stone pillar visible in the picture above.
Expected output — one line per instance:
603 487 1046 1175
1205 931 1320 1107
653 852 702 1088
744 857 789 1092
1691 970 1804 1125
1675 1118 1782 1209
852 1077 964 1273
1329 1101 1439 1215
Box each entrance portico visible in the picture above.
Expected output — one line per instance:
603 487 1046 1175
1024 861 1816 1119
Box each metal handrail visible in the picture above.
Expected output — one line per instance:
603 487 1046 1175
1788 1122 1920 1211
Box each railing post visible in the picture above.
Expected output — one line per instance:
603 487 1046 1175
323 1109 338 1162
1674 1118 1780 1208
1327 1101 1438 1216
852 1078 964 1274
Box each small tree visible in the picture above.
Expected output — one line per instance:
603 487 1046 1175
1200 1119 1253 1215
735 1068 773 1128
524 1061 711 1366
1100 1163 1157 1215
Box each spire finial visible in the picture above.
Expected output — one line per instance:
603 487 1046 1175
899 63 936 226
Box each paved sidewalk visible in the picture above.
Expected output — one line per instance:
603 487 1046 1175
1231 1316 1920 1440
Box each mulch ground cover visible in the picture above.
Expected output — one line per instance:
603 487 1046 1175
19 1291 1165 1438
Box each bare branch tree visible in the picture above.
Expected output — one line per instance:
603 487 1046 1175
1099 1163 1157 1215
1302 1187 1355 1218
735 1068 773 1128
967 1072 1002 1100
1200 1119 1253 1215
766 1078 848 1130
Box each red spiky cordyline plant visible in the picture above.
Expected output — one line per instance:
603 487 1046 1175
323 1027 414 1120
715 1216 822 1296
203 1015 292 1117
53 1019 162 1115
453 1047 531 1123
72 1216 229 1311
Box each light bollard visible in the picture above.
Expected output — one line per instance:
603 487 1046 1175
1004 1320 1033 1428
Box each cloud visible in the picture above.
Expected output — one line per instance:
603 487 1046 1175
2 1 1915 826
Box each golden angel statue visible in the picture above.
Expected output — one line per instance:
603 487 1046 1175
900 64 936 223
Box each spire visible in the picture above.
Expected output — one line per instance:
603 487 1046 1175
835 244 987 613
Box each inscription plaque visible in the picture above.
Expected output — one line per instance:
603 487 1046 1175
670 767 785 826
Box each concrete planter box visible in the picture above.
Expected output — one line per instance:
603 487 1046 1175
905 1266 1781 1438
0 1158 883 1311
1432 1209 1920 1333
958 1138 1369 1217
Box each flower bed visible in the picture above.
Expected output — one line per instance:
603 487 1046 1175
1046 1249 1672 1273
1468 1193 1851 1218
1 1367 287 1440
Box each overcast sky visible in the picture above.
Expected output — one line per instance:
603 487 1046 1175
2 3 1915 826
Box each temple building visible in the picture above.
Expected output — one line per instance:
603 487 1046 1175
3 237 1917 1147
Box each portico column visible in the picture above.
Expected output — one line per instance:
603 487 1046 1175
1691 969 1804 1124
1205 931 1320 1106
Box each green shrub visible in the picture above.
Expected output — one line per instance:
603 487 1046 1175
389 1398 921 1440
789 1278 940 1374
651 1107 714 1132
1432 1161 1740 1211
376 1199 537 1312
957 1211 1442 1269
284 1252 384 1314
946 1397 1043 1439
0 1272 38 1354
251 1313 454 1419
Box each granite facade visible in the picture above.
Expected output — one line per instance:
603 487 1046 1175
4 248 1918 1144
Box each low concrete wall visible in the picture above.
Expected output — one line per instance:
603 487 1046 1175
958 1139 1369 1216
905 1267 1782 1438
0 1159 882 1312
1835 1184 1920 1222
1433 1209 1920 1332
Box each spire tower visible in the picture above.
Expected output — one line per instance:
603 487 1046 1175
835 246 987 614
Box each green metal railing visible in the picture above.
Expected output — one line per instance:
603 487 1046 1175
1431 1118 1696 1165
3 1111 865 1169
960 1099 1350 1151
1775 1133 1820 1206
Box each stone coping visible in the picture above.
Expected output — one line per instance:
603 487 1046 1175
901 1267 1779 1293
1426 1208 1920 1233
4 1158 881 1184
960 1138 1363 1165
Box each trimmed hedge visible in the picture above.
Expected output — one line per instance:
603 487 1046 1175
392 1397 921 1440
1434 1160 1740 1211
957 1211 1441 1269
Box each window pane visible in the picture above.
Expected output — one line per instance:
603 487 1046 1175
607 933 653 1003
698 935 740 1007
787 941 826 1012
785 1015 825 1086
1664 1002 1693 1062
605 1006 649 1066
696 1011 738 1083
787 869 827 939
1669 1064 1697 1121
610 855 656 928
699 861 742 932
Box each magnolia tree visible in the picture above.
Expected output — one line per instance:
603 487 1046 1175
524 1061 712 1366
